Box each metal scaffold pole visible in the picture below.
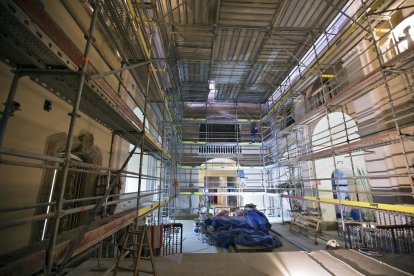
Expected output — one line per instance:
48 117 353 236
134 67 150 226
45 1 101 273
0 72 20 147
341 105 363 221
235 102 241 208
158 94 166 224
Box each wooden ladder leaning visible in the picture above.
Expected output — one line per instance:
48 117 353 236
113 223 157 276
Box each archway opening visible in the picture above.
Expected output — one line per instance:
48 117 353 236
312 112 370 221
199 158 238 214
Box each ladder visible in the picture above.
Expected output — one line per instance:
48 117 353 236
113 222 157 276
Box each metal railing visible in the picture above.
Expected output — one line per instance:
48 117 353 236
342 222 414 254
161 223 183 256
198 145 242 155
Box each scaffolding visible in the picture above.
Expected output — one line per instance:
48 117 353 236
0 0 179 274
261 0 414 249
0 0 414 274
173 0 414 251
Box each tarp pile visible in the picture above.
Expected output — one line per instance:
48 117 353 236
204 210 282 248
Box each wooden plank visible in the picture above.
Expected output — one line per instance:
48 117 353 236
289 212 321 244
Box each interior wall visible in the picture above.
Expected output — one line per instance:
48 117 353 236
354 40 414 206
0 62 115 254
300 26 414 223
45 0 121 93
0 0 155 254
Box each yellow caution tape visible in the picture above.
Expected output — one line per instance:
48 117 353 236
302 196 414 214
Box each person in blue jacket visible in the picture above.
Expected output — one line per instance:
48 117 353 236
251 124 258 142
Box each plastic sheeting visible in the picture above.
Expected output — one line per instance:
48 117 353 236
205 210 282 249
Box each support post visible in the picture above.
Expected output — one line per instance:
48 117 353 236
135 34 152 224
45 1 101 273
158 94 166 224
0 73 21 147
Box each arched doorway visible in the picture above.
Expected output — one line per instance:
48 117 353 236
312 112 370 221
199 158 238 214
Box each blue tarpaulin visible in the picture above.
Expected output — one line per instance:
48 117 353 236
205 210 282 248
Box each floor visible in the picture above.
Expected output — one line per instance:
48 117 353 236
69 249 413 276
272 223 414 275
271 223 346 248
271 223 327 252
69 252 331 276
178 220 226 253
67 221 414 275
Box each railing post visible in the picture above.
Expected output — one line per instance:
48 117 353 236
390 227 398 253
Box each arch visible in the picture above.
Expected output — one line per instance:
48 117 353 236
312 112 359 151
311 112 370 221
201 157 237 168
